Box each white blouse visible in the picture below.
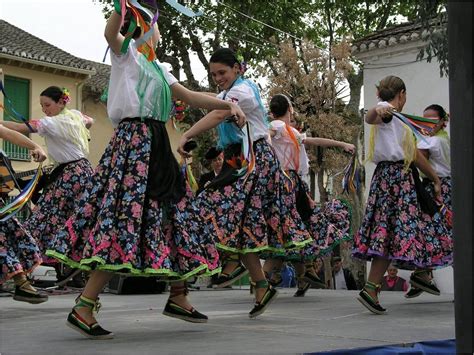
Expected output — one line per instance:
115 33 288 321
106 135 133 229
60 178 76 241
417 134 451 177
270 120 309 176
107 40 178 127
35 109 89 163
371 102 412 164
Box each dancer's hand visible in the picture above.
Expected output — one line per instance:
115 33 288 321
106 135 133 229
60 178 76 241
31 147 47 162
229 103 246 127
177 135 193 158
375 105 394 120
343 143 356 154
433 180 442 200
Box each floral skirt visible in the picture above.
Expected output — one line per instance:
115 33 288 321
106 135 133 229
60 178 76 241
263 170 351 262
46 120 219 280
191 139 311 255
23 158 93 264
0 218 42 284
352 161 452 270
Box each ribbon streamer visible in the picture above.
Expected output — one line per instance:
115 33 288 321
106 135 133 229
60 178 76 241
181 159 198 193
0 163 43 221
0 80 35 133
341 154 362 195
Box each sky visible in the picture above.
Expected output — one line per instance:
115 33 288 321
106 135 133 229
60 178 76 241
1 0 209 81
1 0 110 63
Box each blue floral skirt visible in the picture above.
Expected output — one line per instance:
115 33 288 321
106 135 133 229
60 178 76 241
262 170 351 262
23 158 93 264
190 139 311 255
352 161 452 269
1 217 42 283
46 120 219 280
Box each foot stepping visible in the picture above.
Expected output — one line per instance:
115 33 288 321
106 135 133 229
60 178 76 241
293 278 310 297
13 281 48 304
249 280 278 318
409 272 440 296
214 263 249 288
303 271 326 289
162 284 208 323
66 295 113 340
162 299 208 323
357 281 386 315
405 287 424 299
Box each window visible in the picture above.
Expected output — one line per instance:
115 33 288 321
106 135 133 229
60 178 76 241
2 76 31 161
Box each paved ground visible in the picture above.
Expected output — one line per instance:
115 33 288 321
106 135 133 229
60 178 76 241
0 287 454 354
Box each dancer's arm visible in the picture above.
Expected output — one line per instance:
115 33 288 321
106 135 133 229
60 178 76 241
414 150 441 198
171 83 245 125
304 137 355 154
0 121 35 134
0 126 46 162
365 105 394 124
177 110 229 157
104 11 124 55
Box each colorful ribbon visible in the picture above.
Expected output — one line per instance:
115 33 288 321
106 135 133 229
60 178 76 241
0 163 43 221
0 80 34 133
342 154 362 195
181 159 198 194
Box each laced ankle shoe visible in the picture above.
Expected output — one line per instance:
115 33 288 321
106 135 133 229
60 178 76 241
249 280 278 318
409 271 440 296
304 271 326 289
213 263 248 288
268 270 282 288
357 281 386 315
67 295 114 340
293 277 310 297
405 287 424 299
13 281 48 304
163 284 208 323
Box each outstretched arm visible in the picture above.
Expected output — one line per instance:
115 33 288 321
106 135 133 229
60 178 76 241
177 110 228 157
304 137 355 154
365 105 394 124
0 121 35 135
171 83 245 126
0 126 46 162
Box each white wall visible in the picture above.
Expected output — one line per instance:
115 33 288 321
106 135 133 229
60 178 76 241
357 40 453 294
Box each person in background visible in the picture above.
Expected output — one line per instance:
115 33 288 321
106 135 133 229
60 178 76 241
381 264 408 291
331 256 357 290
197 146 223 194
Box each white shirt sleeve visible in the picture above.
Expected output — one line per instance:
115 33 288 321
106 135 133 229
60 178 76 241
269 120 285 139
36 117 60 137
417 136 435 150
224 84 253 113
157 63 178 87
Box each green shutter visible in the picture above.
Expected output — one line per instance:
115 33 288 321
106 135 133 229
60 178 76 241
2 76 30 161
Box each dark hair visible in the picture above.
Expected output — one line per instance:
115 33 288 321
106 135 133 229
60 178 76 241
120 8 153 39
424 104 448 120
269 94 291 118
40 86 63 103
209 48 240 68
376 75 406 101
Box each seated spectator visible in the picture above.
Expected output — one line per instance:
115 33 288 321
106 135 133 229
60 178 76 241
381 264 408 291
331 256 358 290
197 146 223 194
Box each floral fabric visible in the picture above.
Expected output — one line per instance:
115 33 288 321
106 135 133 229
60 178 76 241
0 217 42 283
23 158 93 264
46 120 218 279
352 161 452 269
